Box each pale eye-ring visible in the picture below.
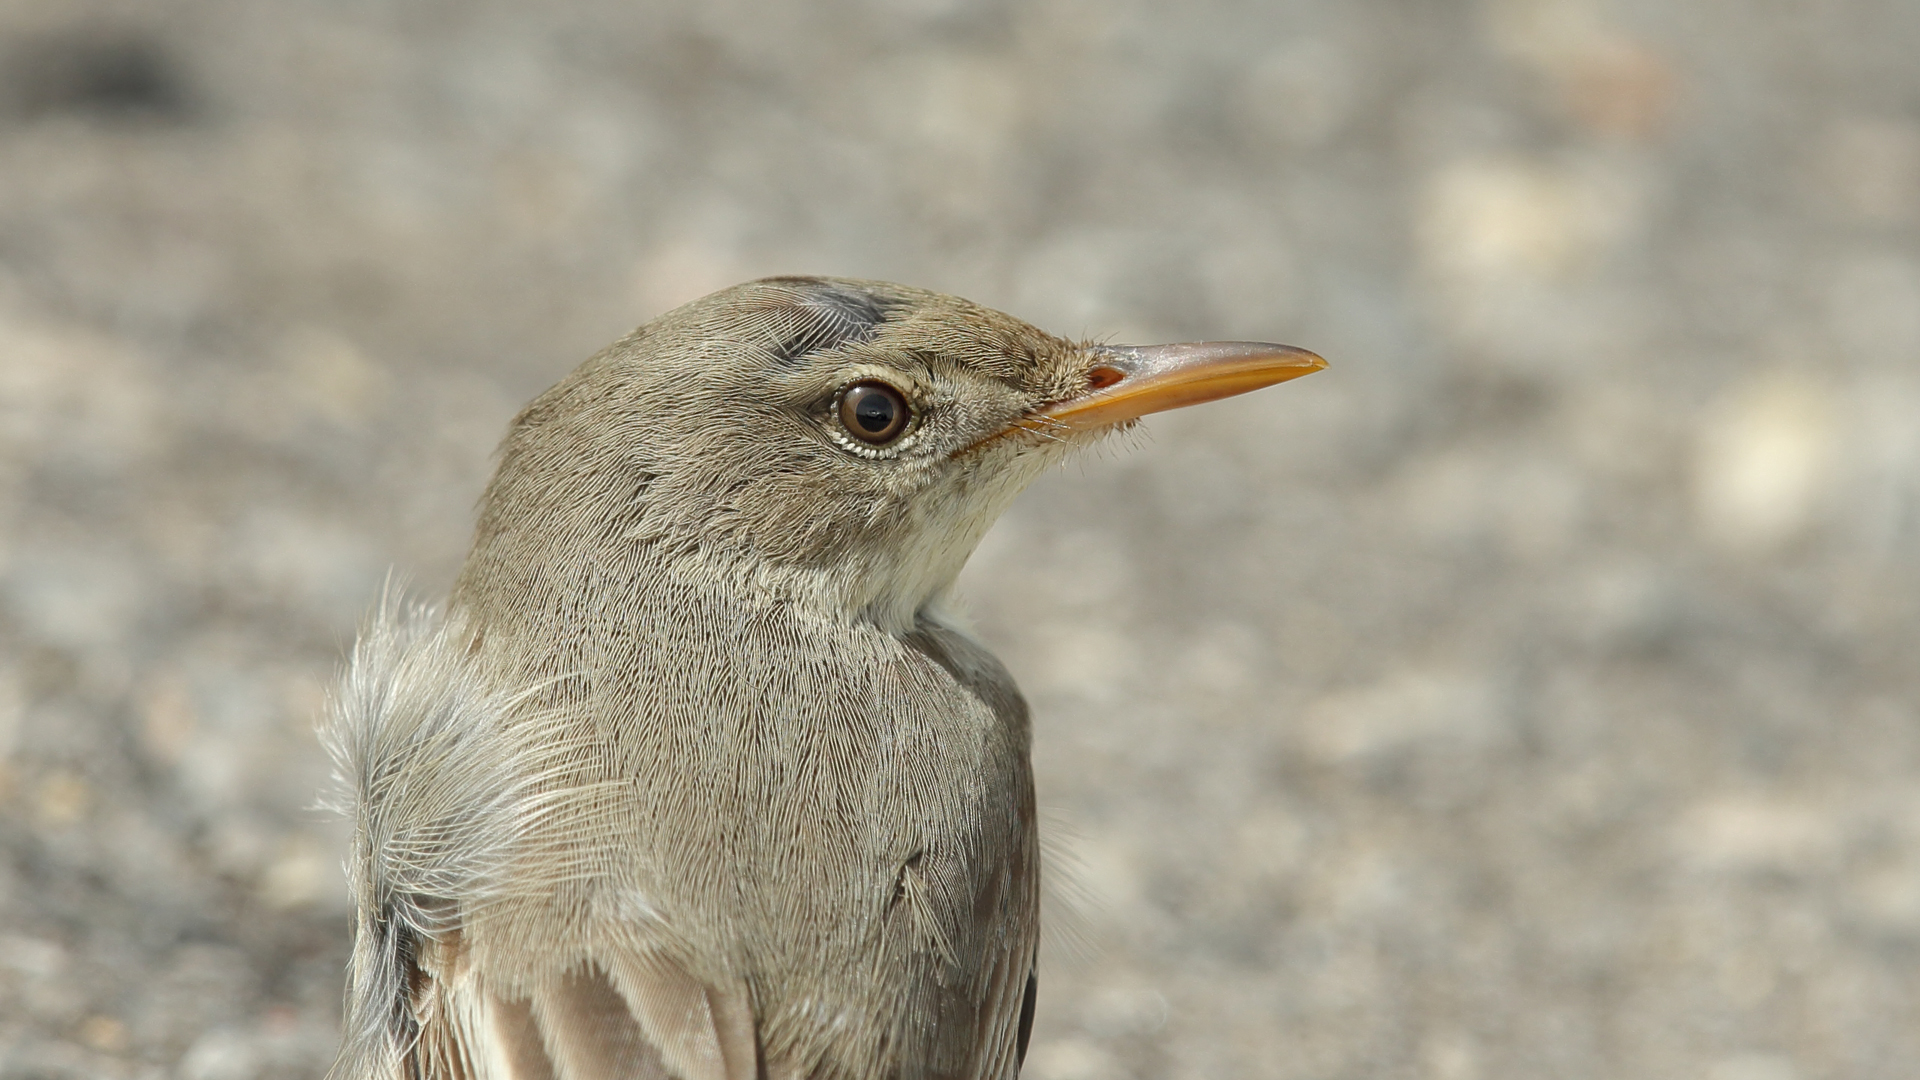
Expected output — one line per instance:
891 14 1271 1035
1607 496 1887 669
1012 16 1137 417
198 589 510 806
837 381 911 444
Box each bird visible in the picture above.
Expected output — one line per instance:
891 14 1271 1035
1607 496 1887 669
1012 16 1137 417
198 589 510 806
322 276 1324 1080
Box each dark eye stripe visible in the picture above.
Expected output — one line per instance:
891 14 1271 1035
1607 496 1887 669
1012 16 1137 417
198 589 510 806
744 280 894 364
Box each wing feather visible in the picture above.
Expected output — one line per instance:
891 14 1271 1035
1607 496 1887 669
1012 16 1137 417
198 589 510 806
531 964 673 1080
903 614 1042 1080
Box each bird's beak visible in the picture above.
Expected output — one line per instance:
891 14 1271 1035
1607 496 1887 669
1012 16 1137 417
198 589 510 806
1033 341 1327 432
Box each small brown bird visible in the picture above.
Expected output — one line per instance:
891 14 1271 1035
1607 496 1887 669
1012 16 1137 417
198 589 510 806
323 277 1323 1080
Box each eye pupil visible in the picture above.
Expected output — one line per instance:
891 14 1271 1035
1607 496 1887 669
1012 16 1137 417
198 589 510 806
854 394 893 432
839 382 910 444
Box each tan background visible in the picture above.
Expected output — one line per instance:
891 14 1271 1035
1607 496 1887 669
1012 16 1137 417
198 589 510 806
2 1 1918 1077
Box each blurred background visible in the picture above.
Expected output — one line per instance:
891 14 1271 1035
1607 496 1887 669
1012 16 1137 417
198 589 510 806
0 0 1916 1077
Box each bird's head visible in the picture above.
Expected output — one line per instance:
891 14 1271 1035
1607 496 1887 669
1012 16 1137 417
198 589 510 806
467 276 1323 631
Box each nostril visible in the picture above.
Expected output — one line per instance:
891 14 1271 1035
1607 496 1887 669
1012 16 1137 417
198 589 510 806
1087 366 1125 390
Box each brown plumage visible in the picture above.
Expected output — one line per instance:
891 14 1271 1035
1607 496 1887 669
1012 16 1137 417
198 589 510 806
323 277 1323 1080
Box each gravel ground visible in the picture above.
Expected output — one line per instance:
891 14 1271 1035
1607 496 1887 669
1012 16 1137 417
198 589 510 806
2 1 1918 1077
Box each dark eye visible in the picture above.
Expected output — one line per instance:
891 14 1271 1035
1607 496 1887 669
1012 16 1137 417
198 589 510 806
838 381 911 444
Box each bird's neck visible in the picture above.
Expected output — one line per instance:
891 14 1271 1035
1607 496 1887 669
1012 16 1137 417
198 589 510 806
455 448 1050 642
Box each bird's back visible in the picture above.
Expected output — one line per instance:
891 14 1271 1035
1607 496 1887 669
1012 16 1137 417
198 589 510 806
327 551 1040 1080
